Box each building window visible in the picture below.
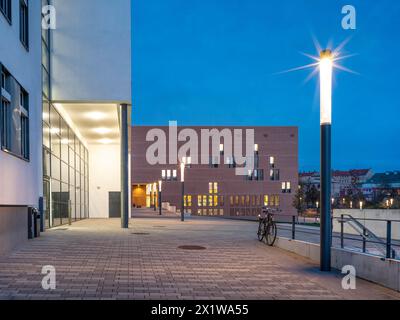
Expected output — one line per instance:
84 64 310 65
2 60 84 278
20 0 29 50
0 0 12 23
166 170 171 180
264 195 269 206
172 169 177 181
269 156 275 168
270 169 280 181
282 181 291 193
226 156 236 168
1 65 29 160
209 155 219 168
209 182 218 194
161 170 166 179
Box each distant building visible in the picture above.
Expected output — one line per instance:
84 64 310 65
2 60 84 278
299 169 373 198
131 126 299 218
362 171 400 201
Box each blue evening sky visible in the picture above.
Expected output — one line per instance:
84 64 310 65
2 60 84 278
132 0 400 172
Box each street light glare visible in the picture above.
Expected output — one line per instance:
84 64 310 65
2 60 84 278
320 49 333 125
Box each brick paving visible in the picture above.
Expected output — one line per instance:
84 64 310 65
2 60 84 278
0 211 399 300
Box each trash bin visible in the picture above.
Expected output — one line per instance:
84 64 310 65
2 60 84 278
27 207 35 239
33 208 41 238
28 207 40 239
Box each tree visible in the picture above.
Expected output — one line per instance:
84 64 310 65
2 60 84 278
293 185 306 215
305 184 319 208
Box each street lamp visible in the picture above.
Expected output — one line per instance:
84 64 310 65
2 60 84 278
319 49 333 272
158 180 162 216
153 182 157 212
180 159 186 222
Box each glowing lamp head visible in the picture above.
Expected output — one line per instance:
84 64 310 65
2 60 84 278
180 162 185 182
319 49 333 125
158 180 162 192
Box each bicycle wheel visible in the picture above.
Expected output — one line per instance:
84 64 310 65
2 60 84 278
264 221 277 246
257 221 265 241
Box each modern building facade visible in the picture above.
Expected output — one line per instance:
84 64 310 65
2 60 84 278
131 126 298 218
0 0 132 254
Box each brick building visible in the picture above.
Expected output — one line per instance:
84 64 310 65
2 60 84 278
131 126 298 219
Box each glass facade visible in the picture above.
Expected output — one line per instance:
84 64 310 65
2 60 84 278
42 0 89 228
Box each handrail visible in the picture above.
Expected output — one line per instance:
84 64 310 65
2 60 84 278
270 212 400 260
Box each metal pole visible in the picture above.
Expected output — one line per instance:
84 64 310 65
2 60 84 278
386 221 392 259
120 104 129 229
159 191 162 216
181 181 185 222
292 215 296 240
362 227 367 253
320 123 332 271
340 214 344 249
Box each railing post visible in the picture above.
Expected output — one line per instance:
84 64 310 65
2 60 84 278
386 221 392 259
292 215 296 240
340 214 344 249
362 227 366 253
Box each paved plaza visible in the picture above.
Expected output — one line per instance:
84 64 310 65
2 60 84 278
0 211 399 300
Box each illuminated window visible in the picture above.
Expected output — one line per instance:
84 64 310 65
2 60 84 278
198 195 202 207
230 196 234 205
282 181 291 193
202 195 207 207
270 169 280 181
172 170 177 180
167 170 171 180
264 195 269 206
161 170 166 179
209 182 213 194
269 156 275 166
213 182 218 193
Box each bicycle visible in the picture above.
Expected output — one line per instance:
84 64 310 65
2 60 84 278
257 207 280 246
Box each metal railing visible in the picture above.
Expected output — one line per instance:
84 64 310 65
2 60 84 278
273 213 400 260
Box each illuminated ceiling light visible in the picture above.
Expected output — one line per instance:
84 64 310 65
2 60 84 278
93 127 112 134
50 128 60 134
86 111 107 121
99 138 113 144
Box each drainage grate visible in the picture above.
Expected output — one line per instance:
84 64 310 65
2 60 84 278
132 232 150 235
178 245 206 251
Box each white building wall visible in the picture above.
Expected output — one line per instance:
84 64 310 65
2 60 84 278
88 144 121 218
51 0 132 103
0 0 42 206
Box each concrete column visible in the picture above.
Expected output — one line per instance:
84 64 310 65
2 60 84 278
120 104 129 229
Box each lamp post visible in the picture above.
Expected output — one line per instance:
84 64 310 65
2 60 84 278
319 49 333 272
153 182 157 212
158 180 162 216
180 160 185 222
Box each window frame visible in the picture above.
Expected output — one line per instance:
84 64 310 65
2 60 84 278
0 63 30 161
0 0 12 24
19 0 29 51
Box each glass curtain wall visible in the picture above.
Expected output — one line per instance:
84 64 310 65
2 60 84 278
42 0 89 228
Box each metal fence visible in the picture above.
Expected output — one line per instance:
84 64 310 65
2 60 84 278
273 214 400 260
